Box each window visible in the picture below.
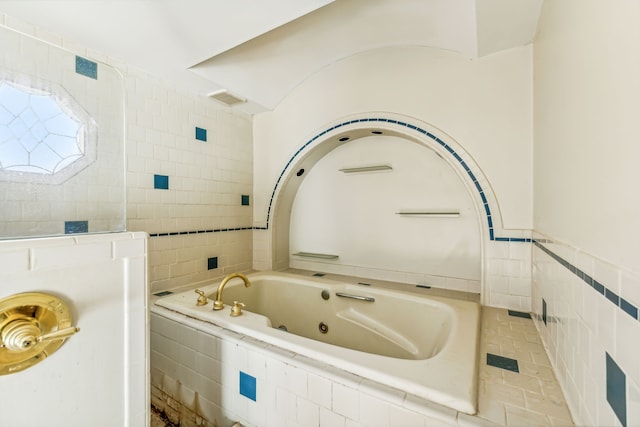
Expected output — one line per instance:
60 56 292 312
0 80 95 183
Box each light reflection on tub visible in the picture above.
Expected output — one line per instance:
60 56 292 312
154 271 480 414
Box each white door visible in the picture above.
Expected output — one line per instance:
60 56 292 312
0 232 148 426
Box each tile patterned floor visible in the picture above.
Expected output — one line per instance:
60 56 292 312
477 306 574 426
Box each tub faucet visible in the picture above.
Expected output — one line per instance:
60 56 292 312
213 272 251 310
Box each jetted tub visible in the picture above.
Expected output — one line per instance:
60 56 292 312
153 271 480 414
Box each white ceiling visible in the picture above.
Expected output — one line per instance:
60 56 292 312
0 0 542 114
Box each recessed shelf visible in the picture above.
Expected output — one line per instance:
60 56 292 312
339 165 392 173
292 252 339 259
396 209 460 217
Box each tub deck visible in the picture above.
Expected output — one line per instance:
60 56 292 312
154 270 481 415
151 269 573 426
286 270 574 426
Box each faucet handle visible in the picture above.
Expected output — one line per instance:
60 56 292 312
194 289 208 306
230 301 245 317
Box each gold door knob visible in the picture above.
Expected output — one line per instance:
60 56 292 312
0 292 80 375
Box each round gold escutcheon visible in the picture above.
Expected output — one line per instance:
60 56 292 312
0 292 79 375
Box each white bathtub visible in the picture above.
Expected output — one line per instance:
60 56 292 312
153 271 480 414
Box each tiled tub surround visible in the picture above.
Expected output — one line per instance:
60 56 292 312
485 236 533 312
150 272 486 426
154 271 481 415
532 233 640 427
149 271 574 427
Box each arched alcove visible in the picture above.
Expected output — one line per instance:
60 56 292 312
264 114 505 297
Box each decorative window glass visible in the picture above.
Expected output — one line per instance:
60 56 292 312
0 80 96 184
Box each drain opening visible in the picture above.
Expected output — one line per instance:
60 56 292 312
318 322 329 334
277 325 288 332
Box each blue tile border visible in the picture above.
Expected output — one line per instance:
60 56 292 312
149 226 254 237
262 117 528 242
149 118 537 244
534 240 639 323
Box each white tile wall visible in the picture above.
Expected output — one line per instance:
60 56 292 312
485 231 533 311
151 308 501 427
532 231 640 427
1 17 253 293
0 22 126 238
123 66 254 293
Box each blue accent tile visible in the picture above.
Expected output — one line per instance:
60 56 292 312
195 127 207 142
582 272 594 287
486 353 519 372
593 280 605 295
620 298 638 319
75 56 97 79
606 353 627 427
208 257 218 270
154 174 169 190
542 299 548 325
65 220 88 234
241 195 250 206
606 289 620 306
240 371 257 401
153 291 173 296
508 310 532 319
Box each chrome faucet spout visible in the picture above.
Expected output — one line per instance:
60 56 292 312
213 272 251 310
